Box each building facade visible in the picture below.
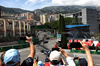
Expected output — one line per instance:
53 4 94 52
0 18 30 37
73 8 100 34
40 13 73 24
0 10 31 38
40 14 49 24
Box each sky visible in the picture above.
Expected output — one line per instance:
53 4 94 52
0 0 100 11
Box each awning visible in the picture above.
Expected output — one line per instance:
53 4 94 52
66 24 89 28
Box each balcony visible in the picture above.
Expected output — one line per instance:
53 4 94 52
0 27 4 30
15 27 19 30
21 27 25 30
6 27 13 30
78 16 82 18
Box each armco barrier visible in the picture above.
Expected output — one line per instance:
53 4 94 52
70 49 100 55
0 44 29 52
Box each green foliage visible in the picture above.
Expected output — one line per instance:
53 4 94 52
44 21 58 29
58 15 67 48
61 16 67 48
58 14 61 33
61 34 67 49
44 17 74 30
61 16 65 32
64 17 74 25
0 36 19 42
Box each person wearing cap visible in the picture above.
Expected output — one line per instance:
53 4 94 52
4 36 35 66
49 47 76 66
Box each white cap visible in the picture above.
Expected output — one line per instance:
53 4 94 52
49 50 61 61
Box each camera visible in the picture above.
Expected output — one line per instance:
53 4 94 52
73 57 79 60
52 48 60 51
20 33 31 40
70 42 82 48
20 36 26 40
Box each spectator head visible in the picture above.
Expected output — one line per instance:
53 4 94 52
49 50 61 65
38 61 44 66
4 49 20 66
45 58 49 62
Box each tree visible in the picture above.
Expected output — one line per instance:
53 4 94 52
64 17 73 25
44 17 75 30
58 14 62 34
58 15 67 48
61 15 67 48
44 21 58 29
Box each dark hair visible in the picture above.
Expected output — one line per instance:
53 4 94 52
7 61 20 66
45 58 49 62
50 60 60 65
1 51 5 62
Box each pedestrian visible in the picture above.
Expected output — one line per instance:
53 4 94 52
44 58 50 66
3 36 35 66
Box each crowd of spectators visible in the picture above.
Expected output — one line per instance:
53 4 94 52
0 36 94 66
